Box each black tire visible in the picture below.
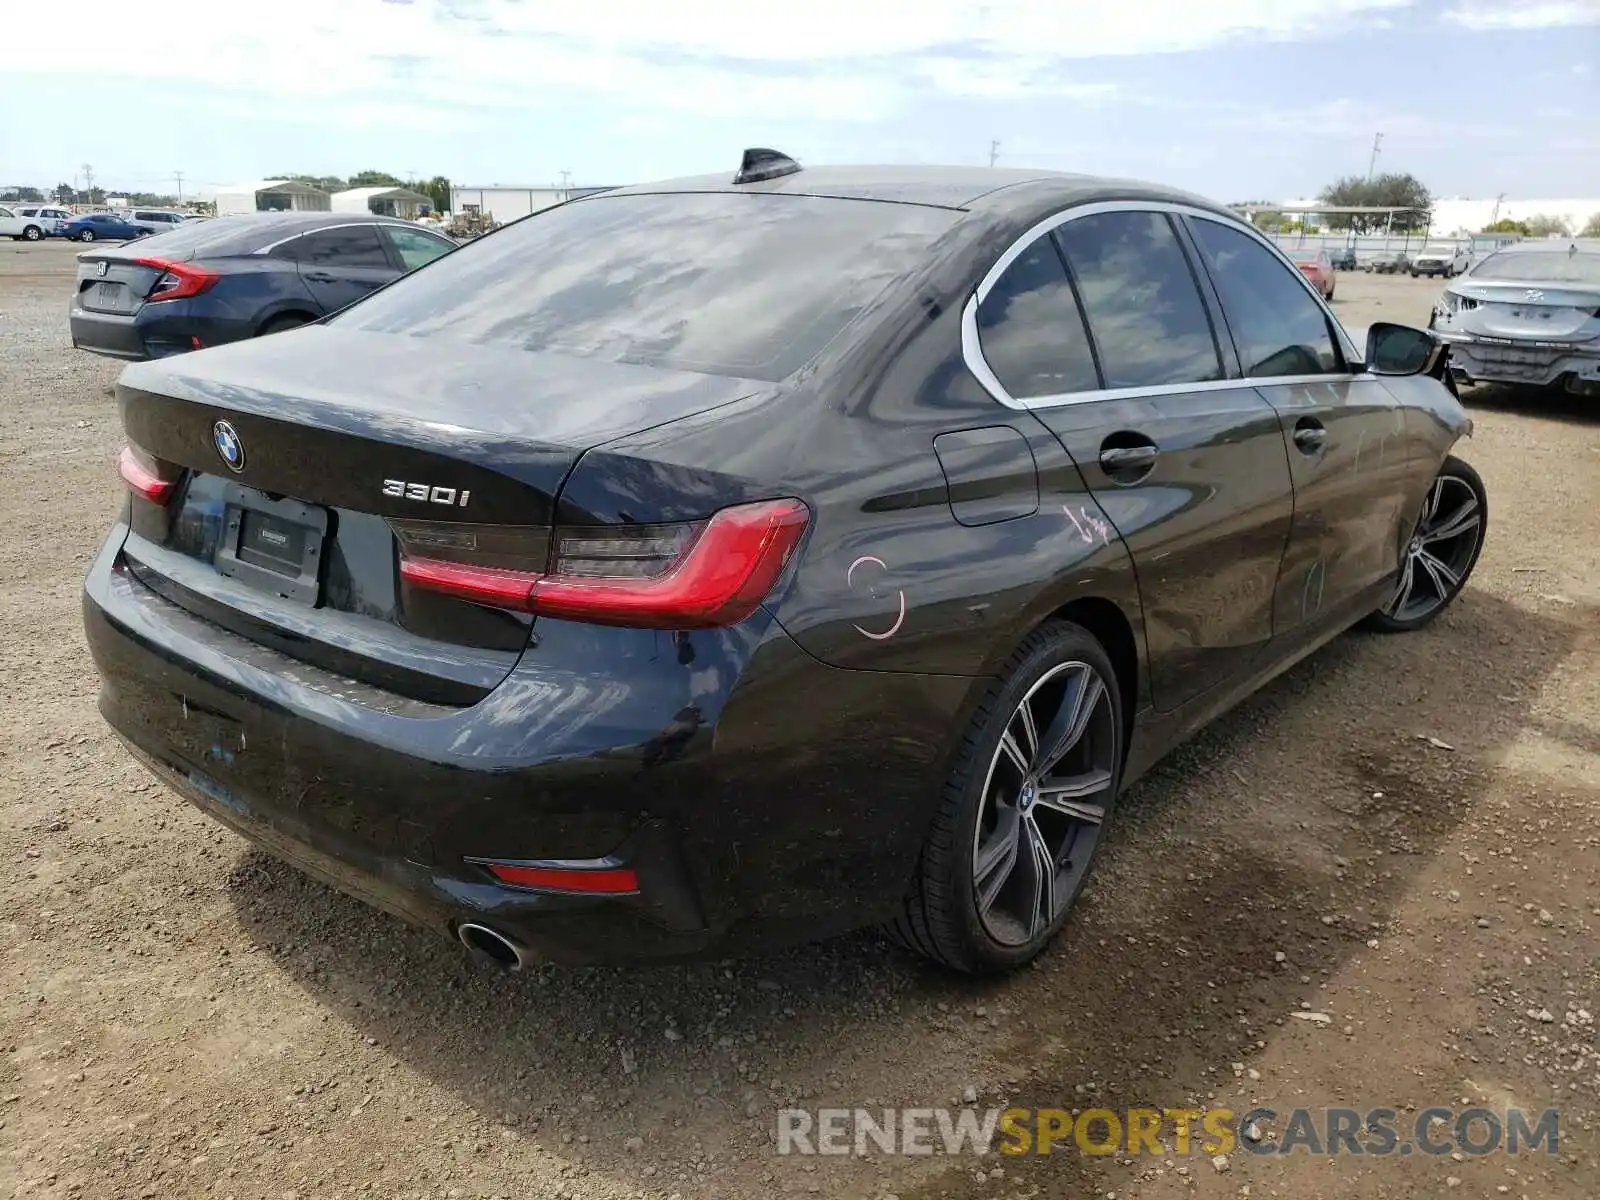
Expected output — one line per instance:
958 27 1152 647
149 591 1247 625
257 313 311 337
1363 454 1487 634
23 225 42 242
887 620 1123 975
79 229 95 242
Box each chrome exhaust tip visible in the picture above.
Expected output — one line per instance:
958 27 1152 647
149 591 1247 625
456 922 527 972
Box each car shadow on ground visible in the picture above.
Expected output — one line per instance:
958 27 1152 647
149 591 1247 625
1463 382 1600 427
223 586 1587 1198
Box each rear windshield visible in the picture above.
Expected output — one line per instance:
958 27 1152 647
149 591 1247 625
339 192 959 381
1470 250 1600 285
128 215 302 258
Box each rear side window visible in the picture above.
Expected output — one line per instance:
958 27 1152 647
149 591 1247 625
340 193 958 381
977 236 1099 398
1054 212 1223 389
1187 218 1340 377
296 226 391 268
384 225 454 270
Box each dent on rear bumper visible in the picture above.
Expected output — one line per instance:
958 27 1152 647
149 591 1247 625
1437 334 1600 387
82 526 978 963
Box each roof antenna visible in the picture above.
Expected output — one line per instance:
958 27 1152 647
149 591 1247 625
734 148 801 185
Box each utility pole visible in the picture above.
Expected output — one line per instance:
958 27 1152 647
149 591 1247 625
1366 132 1383 180
989 140 1000 168
81 163 95 202
173 171 184 204
1490 192 1507 225
558 169 572 199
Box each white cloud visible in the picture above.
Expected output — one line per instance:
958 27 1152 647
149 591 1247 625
1442 1 1600 30
0 0 1417 123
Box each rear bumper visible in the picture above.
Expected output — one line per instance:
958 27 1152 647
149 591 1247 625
83 524 975 965
70 309 154 360
1436 333 1600 388
71 298 253 361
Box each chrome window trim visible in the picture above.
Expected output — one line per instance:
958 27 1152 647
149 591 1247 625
253 221 414 256
962 199 1370 411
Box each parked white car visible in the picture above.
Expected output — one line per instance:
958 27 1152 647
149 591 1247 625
1411 245 1471 278
1 204 59 241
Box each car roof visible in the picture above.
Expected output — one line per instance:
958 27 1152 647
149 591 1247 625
192 212 405 234
600 163 1233 220
121 210 428 259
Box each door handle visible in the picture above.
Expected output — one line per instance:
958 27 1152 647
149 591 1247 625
303 270 334 283
1099 445 1158 471
1098 440 1159 484
1292 420 1327 454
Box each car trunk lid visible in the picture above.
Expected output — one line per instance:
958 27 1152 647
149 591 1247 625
116 326 758 704
1448 281 1600 341
74 249 168 316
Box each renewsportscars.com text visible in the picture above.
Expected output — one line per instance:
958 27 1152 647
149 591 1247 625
775 1106 1559 1158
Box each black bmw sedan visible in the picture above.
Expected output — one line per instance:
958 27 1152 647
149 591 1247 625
69 212 456 361
84 151 1486 975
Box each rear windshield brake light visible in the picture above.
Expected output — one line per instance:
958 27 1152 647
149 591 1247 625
136 256 220 302
396 498 810 629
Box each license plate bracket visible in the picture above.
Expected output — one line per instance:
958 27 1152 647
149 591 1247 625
215 482 328 605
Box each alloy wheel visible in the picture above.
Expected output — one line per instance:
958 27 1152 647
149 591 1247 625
1380 473 1482 622
971 660 1117 947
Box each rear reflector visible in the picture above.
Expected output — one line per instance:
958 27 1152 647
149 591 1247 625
397 497 809 629
118 445 176 505
478 861 640 895
136 256 220 303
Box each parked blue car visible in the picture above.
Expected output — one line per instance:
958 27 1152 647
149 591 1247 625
65 212 149 243
69 212 457 360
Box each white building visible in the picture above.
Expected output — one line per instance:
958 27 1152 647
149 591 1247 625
331 186 433 220
449 184 617 224
214 180 331 217
1282 195 1600 237
1426 197 1600 238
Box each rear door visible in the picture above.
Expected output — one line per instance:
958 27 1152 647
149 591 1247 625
1184 214 1412 635
289 225 398 313
1012 206 1295 712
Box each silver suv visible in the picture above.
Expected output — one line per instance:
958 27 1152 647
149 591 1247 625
127 209 191 235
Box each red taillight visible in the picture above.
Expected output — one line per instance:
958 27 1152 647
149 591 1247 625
136 256 219 302
476 861 640 895
397 497 810 629
117 445 176 505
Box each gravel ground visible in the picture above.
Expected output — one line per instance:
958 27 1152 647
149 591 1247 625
1 238 1597 1200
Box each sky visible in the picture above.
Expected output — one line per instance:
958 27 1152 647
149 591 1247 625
1 0 1596 203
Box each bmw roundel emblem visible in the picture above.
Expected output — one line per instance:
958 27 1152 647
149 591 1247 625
212 419 245 472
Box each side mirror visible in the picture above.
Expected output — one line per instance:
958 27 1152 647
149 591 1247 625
1365 322 1444 376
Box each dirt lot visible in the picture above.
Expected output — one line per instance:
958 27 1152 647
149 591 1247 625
2 239 1596 1200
